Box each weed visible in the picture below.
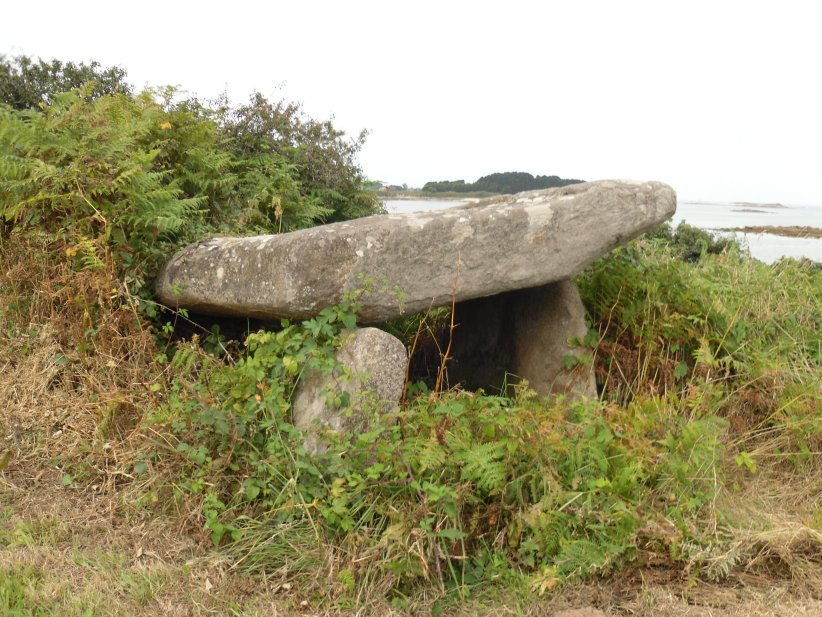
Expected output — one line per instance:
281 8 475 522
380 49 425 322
0 564 44 616
1 82 819 611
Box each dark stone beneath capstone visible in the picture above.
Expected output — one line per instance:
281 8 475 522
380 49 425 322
447 280 596 398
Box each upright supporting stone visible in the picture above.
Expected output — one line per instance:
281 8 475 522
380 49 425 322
508 281 597 397
292 327 408 454
447 280 596 398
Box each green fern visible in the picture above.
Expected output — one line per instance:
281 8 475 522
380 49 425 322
451 438 508 494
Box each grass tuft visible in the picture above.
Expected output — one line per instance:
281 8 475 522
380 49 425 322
1 221 820 612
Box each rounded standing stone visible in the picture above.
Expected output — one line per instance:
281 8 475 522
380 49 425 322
291 327 408 454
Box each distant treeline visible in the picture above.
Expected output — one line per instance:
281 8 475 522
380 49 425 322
422 172 584 195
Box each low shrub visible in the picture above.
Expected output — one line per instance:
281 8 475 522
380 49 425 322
141 303 732 597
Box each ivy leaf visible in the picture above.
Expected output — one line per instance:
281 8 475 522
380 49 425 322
244 479 261 500
341 312 357 329
437 528 466 541
282 356 298 375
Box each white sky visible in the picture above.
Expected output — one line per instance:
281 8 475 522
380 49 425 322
2 0 821 204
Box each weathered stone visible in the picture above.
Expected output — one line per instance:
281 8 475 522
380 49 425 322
292 327 407 454
447 280 597 398
155 180 676 323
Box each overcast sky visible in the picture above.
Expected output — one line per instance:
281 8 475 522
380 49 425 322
2 0 821 204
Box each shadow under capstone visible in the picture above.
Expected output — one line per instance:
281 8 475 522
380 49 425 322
445 280 597 398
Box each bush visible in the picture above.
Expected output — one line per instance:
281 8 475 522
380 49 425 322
0 54 131 110
143 299 731 594
646 221 737 262
0 81 381 305
0 90 215 291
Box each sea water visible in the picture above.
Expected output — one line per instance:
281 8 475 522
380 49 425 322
674 201 822 263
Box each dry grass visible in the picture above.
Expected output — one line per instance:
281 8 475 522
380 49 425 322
0 234 160 491
3 487 821 617
0 480 312 616
2 233 821 615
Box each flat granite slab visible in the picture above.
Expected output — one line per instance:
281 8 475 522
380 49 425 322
155 179 676 323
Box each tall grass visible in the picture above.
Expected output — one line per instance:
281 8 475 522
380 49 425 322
109 228 818 608
1 98 819 612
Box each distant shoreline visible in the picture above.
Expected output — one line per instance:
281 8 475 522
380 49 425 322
680 200 788 209
716 225 822 238
731 201 788 209
682 199 822 209
379 192 493 201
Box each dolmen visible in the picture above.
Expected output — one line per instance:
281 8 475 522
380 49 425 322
156 180 676 449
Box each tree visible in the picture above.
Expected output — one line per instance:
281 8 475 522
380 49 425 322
423 172 585 194
221 92 380 222
0 55 131 110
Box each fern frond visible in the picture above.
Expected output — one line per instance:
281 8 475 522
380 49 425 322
450 437 508 494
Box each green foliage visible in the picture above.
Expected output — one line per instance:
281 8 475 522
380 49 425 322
150 301 358 539
146 292 735 596
645 222 736 262
423 171 584 194
0 54 131 111
576 227 821 462
221 92 381 223
0 70 381 301
0 89 212 291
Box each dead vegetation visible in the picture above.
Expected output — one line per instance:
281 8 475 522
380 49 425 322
0 235 159 494
1 478 820 616
1 229 821 615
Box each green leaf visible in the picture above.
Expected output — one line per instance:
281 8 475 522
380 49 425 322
734 451 758 474
436 528 467 541
282 356 298 375
341 312 357 329
209 521 226 545
562 354 580 370
244 479 261 500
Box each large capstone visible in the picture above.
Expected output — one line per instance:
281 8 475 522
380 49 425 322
155 180 676 322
